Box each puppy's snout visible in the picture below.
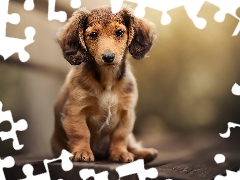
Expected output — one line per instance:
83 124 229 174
102 51 115 63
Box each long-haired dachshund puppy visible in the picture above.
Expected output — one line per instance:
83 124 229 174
51 5 158 163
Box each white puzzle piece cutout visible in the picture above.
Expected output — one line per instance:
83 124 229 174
215 169 240 180
116 159 158 180
20 149 73 180
0 156 15 180
220 122 240 138
0 102 28 150
48 0 67 22
0 0 35 62
118 0 240 35
79 169 109 180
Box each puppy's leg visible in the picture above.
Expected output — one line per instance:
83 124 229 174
51 109 69 157
109 110 135 163
128 133 158 163
51 132 68 157
62 114 94 162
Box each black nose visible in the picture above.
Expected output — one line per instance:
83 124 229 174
102 51 115 63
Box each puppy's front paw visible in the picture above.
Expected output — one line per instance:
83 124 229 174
109 151 134 163
70 148 94 162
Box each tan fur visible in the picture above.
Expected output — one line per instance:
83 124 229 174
52 6 158 163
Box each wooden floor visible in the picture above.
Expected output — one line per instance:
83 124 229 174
3 133 240 180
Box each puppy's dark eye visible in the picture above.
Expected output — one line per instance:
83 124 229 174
89 32 98 40
115 30 124 37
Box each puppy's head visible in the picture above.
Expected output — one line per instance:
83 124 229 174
57 6 156 66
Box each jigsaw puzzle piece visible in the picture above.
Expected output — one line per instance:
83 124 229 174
125 0 183 23
124 0 239 34
45 149 73 171
20 164 50 180
219 122 240 138
0 0 20 37
155 0 186 25
182 0 207 29
197 1 239 36
20 150 73 180
0 27 35 62
48 0 67 22
0 156 15 180
0 0 36 62
208 0 240 36
214 169 240 180
205 0 240 22
125 0 206 28
79 169 109 180
0 101 28 150
116 159 158 180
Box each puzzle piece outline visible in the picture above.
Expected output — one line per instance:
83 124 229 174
48 0 67 22
79 169 109 180
0 156 15 180
214 169 240 180
20 149 73 180
0 0 83 63
0 101 28 150
219 122 240 138
0 0 239 179
0 0 36 62
116 159 158 180
213 86 240 179
122 0 240 36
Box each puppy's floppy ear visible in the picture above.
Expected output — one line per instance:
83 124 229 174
122 7 156 60
57 8 90 65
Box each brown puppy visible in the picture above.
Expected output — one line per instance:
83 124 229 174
51 6 158 163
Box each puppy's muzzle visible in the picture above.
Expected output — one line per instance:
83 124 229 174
102 51 115 64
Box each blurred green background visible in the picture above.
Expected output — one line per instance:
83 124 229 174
0 0 240 157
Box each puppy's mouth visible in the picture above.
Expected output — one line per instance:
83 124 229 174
104 63 117 66
101 61 119 67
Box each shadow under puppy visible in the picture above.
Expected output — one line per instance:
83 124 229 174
51 6 158 163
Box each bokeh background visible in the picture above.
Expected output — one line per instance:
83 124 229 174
0 0 240 157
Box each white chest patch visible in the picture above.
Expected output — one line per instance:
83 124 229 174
98 90 118 132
